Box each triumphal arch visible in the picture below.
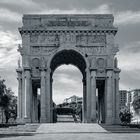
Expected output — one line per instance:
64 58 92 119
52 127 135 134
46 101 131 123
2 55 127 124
16 14 120 124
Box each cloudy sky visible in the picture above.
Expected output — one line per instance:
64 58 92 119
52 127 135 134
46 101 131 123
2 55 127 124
0 0 140 104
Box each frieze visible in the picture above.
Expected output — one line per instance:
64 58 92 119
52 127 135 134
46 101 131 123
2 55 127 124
30 46 57 55
30 34 59 46
79 46 106 55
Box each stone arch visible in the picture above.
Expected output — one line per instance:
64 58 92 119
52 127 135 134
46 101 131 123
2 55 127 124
47 47 89 70
49 49 87 78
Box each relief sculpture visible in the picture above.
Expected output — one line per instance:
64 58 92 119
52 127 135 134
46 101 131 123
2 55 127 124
76 35 106 46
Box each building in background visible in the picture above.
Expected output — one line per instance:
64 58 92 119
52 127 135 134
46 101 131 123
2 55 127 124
63 95 82 104
129 89 140 121
119 90 127 110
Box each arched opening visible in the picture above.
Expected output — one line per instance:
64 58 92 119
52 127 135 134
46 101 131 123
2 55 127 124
50 50 86 123
52 65 83 123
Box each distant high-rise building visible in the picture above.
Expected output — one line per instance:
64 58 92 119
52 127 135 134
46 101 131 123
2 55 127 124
119 90 127 110
126 91 132 111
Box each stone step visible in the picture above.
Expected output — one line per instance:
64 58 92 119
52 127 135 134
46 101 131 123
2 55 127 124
101 125 140 133
57 115 75 122
0 124 39 133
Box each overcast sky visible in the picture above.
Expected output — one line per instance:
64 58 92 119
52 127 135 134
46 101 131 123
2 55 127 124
0 0 140 104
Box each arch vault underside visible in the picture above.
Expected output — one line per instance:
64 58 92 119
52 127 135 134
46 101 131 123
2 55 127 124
16 14 121 124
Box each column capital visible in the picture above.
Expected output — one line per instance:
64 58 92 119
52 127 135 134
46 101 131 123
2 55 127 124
16 68 22 80
39 67 47 71
17 77 22 81
91 70 96 78
24 67 31 71
46 67 51 74
114 68 121 73
16 68 22 73
90 67 97 71
24 68 31 78
82 78 86 83
85 67 90 72
106 68 114 71
106 69 113 77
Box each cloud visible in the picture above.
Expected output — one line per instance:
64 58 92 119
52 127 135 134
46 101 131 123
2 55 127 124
0 31 20 68
118 41 140 71
0 0 41 13
120 69 140 90
37 4 111 14
0 8 21 23
118 41 140 90
115 10 140 25
0 31 20 46
53 65 83 104
0 30 21 95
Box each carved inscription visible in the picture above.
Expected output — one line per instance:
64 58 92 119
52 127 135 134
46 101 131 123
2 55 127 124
76 35 106 46
46 18 91 27
30 46 56 54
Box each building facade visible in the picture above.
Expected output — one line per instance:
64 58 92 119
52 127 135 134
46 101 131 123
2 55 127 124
119 90 127 110
16 14 120 124
63 95 82 104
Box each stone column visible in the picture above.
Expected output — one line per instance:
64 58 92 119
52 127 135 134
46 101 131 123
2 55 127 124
106 70 113 124
86 68 91 122
32 87 35 123
40 68 47 123
82 79 86 123
32 86 38 123
115 72 120 124
16 69 22 121
46 68 51 123
90 70 96 122
21 71 25 122
24 68 31 122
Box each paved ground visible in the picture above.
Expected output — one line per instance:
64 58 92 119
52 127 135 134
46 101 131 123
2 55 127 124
1 123 140 140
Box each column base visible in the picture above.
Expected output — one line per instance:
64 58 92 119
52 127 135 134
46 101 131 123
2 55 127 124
40 117 47 123
106 116 113 124
16 117 25 124
23 117 31 123
114 118 121 124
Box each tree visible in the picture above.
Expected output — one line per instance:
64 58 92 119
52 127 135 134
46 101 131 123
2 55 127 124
2 88 17 123
132 96 140 115
0 78 6 98
119 108 132 125
0 78 17 124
